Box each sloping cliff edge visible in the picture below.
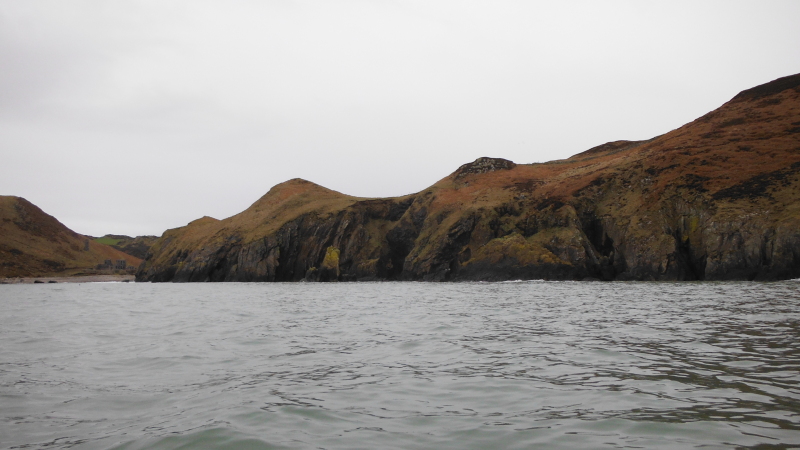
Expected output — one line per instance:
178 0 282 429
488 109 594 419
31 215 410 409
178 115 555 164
138 74 800 282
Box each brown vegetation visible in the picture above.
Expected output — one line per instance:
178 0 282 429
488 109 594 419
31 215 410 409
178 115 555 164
0 197 142 278
130 73 799 281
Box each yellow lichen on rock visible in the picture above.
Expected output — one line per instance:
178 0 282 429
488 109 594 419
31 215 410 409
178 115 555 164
321 246 340 277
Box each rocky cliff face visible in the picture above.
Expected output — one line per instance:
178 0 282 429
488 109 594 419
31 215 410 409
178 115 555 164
138 73 800 282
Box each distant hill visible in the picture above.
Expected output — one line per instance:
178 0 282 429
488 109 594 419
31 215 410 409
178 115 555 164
137 73 800 282
93 234 159 260
0 197 142 278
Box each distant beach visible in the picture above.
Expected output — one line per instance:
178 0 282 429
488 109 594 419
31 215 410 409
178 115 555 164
0 274 135 284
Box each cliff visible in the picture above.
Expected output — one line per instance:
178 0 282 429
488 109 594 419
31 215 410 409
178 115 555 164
0 196 142 278
138 73 800 282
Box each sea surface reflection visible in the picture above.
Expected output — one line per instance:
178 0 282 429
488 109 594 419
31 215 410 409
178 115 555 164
1 281 799 449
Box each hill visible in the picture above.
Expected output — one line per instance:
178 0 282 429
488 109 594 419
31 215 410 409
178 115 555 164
138 73 800 282
93 234 159 260
0 197 142 278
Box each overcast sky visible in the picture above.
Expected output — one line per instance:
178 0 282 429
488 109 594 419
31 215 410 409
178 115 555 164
1 1 799 237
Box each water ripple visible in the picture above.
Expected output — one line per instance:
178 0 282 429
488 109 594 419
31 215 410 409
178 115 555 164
1 281 799 449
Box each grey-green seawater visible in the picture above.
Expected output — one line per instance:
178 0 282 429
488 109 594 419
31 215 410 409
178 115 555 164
1 281 799 449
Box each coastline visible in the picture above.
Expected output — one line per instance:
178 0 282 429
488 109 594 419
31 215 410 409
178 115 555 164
0 274 136 284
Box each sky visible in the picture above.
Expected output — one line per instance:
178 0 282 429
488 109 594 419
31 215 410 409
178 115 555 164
1 1 799 237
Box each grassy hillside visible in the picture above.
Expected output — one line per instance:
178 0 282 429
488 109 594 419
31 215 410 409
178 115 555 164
94 236 123 246
0 197 142 278
94 234 159 260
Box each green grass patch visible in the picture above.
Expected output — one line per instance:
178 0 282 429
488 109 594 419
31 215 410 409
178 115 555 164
94 237 122 246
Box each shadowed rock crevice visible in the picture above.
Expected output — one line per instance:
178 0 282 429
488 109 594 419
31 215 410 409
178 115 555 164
385 225 417 280
579 214 626 280
673 236 707 281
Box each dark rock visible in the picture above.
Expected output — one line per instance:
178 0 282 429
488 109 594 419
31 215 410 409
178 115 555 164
454 157 516 180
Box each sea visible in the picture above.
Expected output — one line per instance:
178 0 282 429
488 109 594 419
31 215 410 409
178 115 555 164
1 281 799 449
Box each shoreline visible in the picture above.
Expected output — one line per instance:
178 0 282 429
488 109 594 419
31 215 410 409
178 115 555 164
0 274 136 284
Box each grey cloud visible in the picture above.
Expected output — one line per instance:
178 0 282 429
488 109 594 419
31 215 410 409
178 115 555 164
1 0 799 236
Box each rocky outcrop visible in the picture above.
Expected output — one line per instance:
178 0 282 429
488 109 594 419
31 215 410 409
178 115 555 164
138 73 800 282
453 157 517 180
